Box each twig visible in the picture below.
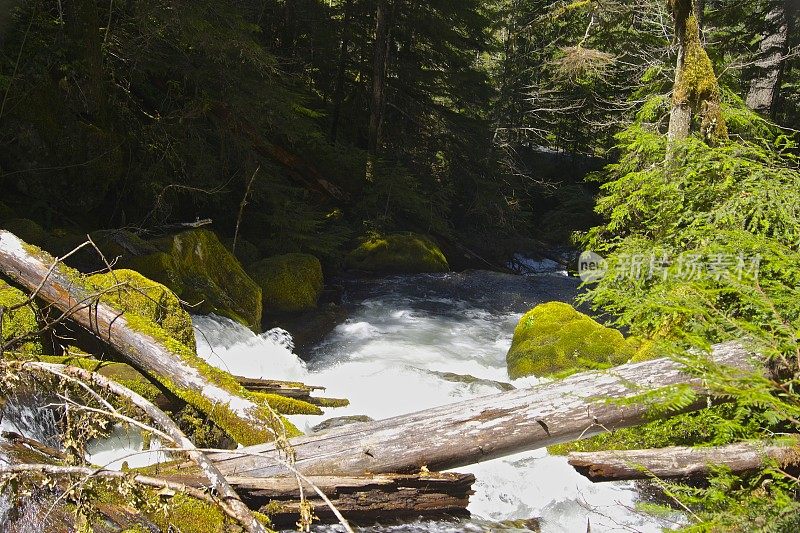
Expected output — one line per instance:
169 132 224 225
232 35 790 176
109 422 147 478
233 165 260 256
19 361 267 533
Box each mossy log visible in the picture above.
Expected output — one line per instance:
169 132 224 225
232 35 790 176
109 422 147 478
568 438 800 482
0 230 291 445
168 472 475 526
209 342 755 477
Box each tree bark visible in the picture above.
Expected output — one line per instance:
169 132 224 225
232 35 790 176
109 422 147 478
568 438 800 482
170 472 475 526
0 230 285 446
366 0 392 180
746 1 789 117
209 342 755 478
666 0 694 150
330 0 353 143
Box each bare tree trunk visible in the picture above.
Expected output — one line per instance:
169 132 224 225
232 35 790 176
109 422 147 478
666 0 694 151
330 0 353 143
366 0 392 180
0 230 286 446
568 438 800 482
209 342 755 478
746 1 789 117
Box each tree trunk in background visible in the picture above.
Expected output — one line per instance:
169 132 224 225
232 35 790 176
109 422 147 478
746 1 789 117
666 0 726 156
666 0 693 151
330 0 353 143
366 0 392 181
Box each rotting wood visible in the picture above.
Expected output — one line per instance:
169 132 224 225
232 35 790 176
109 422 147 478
209 341 756 478
166 472 475 526
568 438 800 482
0 230 285 445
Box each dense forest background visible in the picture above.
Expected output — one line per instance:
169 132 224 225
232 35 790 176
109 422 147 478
2 0 794 265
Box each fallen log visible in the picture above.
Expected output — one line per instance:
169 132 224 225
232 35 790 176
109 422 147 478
0 230 287 445
166 472 475 526
568 438 800 482
210 341 756 477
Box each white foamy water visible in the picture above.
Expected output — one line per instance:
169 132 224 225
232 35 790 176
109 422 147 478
193 271 684 532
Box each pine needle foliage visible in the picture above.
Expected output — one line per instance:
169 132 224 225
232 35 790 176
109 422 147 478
581 98 800 528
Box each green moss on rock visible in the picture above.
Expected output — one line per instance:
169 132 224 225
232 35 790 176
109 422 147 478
506 302 634 379
223 237 261 266
249 253 324 314
2 218 47 245
346 233 449 273
87 269 196 351
144 229 262 331
0 277 41 354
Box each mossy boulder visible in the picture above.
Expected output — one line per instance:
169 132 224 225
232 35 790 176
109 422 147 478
248 253 324 313
222 236 261 266
87 269 196 351
346 233 449 273
1 218 47 245
135 229 262 331
506 302 634 379
0 277 41 354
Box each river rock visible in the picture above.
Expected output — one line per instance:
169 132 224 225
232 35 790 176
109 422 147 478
506 301 633 379
248 253 324 314
1 218 47 245
346 233 449 273
125 229 263 332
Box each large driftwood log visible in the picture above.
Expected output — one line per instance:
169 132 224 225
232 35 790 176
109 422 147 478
0 230 282 445
210 342 755 477
166 472 475 526
568 439 800 482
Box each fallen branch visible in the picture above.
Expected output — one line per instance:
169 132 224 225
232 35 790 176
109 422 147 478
567 438 800 482
0 230 286 445
210 341 756 477
18 360 268 533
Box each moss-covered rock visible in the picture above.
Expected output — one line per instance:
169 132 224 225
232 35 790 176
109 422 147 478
87 269 196 351
1 218 47 245
506 302 634 379
222 237 261 266
346 233 449 273
124 230 262 331
0 277 41 354
248 253 324 314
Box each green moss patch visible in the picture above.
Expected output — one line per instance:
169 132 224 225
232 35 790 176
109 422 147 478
346 233 449 274
0 277 41 354
506 302 634 379
249 253 324 314
87 269 196 351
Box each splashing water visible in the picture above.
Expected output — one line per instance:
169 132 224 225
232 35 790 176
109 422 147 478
193 270 684 532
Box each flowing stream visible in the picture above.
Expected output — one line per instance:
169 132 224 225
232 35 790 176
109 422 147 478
194 268 683 532
0 266 684 532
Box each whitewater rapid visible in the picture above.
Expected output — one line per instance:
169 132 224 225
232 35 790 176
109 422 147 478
192 271 683 532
